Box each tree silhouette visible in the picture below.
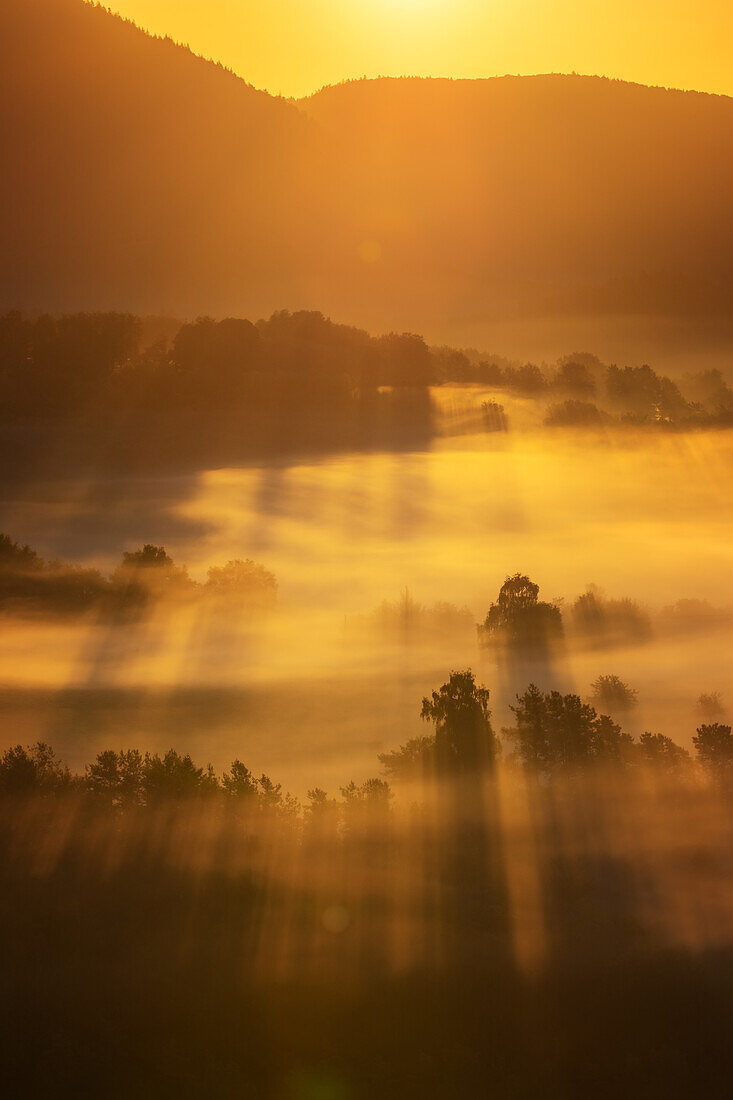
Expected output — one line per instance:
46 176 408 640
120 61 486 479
552 359 596 397
590 674 638 712
142 749 218 801
87 748 144 807
506 684 634 777
206 559 277 607
693 723 733 789
0 742 70 795
0 533 282 618
340 777 392 816
221 759 259 801
378 736 435 781
571 588 652 646
544 399 605 427
479 573 563 654
638 732 690 775
696 692 726 721
421 669 497 774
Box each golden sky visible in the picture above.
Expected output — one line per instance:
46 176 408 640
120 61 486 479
105 0 732 100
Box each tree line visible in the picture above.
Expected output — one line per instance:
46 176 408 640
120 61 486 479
436 345 733 424
0 310 435 474
478 572 731 659
0 533 276 615
3 669 730 813
2 311 730 481
378 670 729 786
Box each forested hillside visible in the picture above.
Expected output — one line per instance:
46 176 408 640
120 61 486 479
2 2 733 357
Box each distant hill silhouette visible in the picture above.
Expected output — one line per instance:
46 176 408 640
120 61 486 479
0 0 326 318
300 76 733 359
2 1 733 359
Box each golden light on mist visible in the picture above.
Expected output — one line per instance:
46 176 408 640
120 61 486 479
2 420 732 790
2 0 733 1094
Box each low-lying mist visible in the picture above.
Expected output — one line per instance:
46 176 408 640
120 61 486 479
0 427 731 790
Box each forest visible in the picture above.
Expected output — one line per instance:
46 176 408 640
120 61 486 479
3 669 729 802
0 532 277 616
2 2 732 1095
4 1 733 364
1 309 731 480
2 667 732 1098
0 310 435 475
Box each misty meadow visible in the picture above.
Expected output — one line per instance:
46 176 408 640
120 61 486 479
1 2 732 1098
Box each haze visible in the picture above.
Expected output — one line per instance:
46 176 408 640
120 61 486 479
2 3 732 1096
108 0 733 100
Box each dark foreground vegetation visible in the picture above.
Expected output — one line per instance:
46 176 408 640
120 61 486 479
2 671 732 1097
1 310 731 481
4 670 730 802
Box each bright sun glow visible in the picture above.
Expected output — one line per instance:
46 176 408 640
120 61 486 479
3 0 733 1092
105 1 733 100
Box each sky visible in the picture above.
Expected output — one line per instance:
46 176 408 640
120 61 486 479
105 0 733 100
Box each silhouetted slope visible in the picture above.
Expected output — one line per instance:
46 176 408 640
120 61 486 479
2 2 733 356
0 0 327 316
300 76 733 331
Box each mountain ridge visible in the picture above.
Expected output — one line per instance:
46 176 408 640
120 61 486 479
2 0 733 361
300 71 733 107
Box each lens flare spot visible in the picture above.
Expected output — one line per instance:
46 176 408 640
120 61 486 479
358 238 382 263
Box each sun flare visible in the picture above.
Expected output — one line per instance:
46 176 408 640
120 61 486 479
2 0 733 1095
